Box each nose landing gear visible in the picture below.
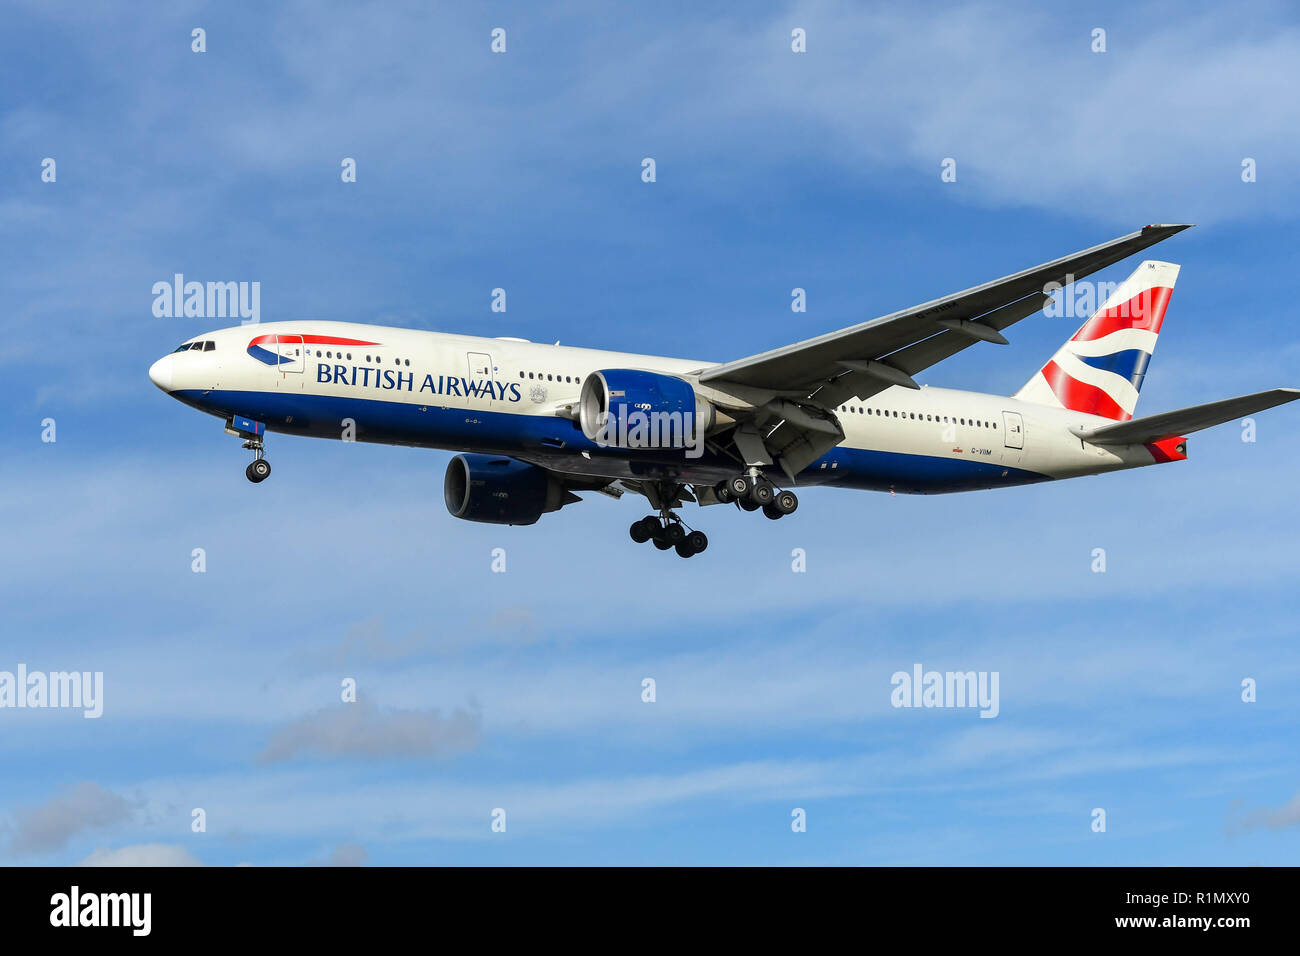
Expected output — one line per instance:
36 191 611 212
245 453 271 483
226 416 272 483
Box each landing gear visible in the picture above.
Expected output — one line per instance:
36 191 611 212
242 440 272 483
671 528 707 557
729 473 798 518
228 416 272 484
630 513 708 558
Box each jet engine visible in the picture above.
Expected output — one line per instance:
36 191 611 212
443 454 577 525
578 369 715 449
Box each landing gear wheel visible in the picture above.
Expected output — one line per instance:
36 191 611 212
246 459 271 483
727 475 751 499
762 502 783 520
774 490 798 515
748 480 775 506
674 541 696 558
652 537 674 551
685 530 708 554
714 480 736 504
662 522 686 545
737 498 761 512
629 517 657 543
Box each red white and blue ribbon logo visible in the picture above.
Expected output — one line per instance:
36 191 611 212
247 334 379 366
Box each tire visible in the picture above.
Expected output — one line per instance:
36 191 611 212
737 498 760 512
664 523 685 545
630 520 653 543
727 475 750 498
714 481 735 504
762 502 783 520
653 537 674 550
674 542 696 558
749 480 774 505
774 490 798 515
685 531 708 554
246 460 271 483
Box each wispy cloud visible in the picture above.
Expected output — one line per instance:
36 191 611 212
5 782 135 855
257 700 482 764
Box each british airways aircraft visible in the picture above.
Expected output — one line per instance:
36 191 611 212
149 225 1298 557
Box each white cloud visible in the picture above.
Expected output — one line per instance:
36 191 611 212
78 843 203 866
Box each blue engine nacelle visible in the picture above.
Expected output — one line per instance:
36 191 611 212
578 369 714 449
444 454 573 525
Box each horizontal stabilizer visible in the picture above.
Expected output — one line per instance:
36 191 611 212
1073 388 1300 445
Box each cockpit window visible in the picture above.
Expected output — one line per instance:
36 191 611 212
173 342 194 352
203 341 215 351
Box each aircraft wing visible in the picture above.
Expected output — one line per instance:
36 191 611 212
1073 388 1300 445
694 224 1192 479
699 224 1192 406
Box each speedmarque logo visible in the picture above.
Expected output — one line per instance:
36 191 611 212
50 886 151 936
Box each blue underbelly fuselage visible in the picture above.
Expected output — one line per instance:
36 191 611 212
174 388 1050 495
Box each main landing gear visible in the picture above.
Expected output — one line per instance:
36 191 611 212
629 514 708 558
713 474 798 520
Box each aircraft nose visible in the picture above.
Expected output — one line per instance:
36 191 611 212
148 355 174 392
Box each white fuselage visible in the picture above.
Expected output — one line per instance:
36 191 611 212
149 321 1177 494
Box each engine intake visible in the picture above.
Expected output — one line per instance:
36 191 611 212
443 454 573 525
578 369 714 449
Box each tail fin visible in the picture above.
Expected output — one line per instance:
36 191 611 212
1014 260 1180 421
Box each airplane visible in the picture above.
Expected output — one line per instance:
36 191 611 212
149 224 1299 558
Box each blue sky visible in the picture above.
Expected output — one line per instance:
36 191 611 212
2 0 1300 865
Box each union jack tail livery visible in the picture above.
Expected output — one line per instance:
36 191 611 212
1014 260 1179 421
